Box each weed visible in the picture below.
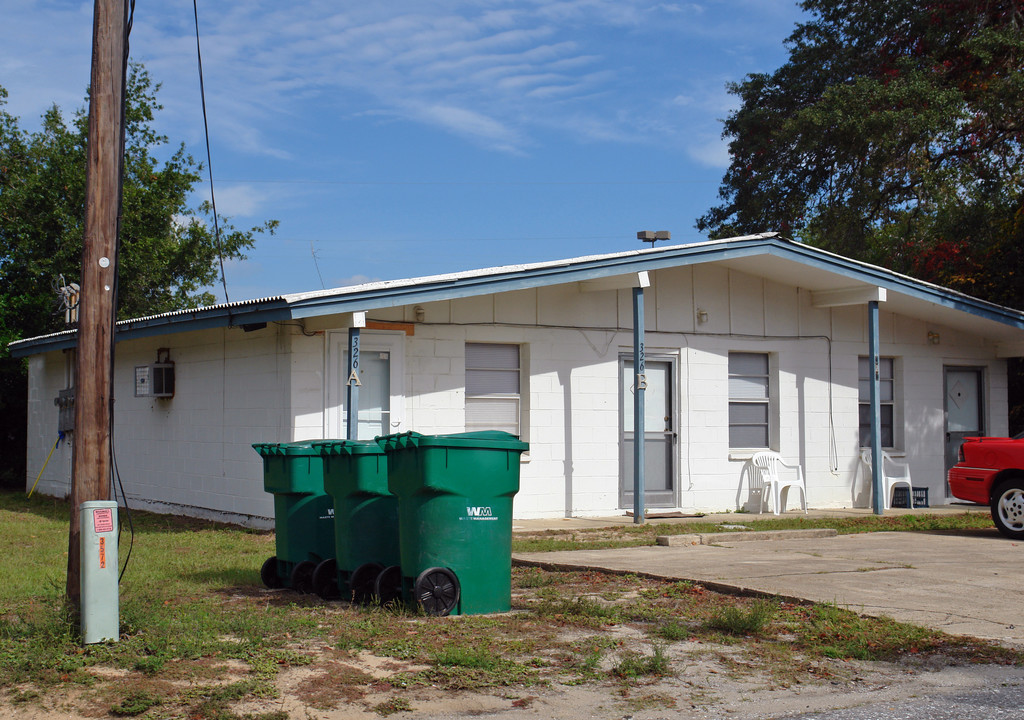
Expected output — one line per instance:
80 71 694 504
612 644 672 679
432 645 501 670
532 596 620 624
373 696 412 715
110 690 162 716
704 600 776 636
515 567 555 588
653 619 693 642
623 691 678 711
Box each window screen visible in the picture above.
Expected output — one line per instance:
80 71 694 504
728 352 770 448
466 343 520 435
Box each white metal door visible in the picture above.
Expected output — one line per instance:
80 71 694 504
620 358 676 508
944 367 983 493
327 333 404 440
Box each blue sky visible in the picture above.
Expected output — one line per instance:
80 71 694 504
2 0 804 302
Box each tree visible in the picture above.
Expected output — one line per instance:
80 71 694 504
0 65 277 487
697 0 1024 307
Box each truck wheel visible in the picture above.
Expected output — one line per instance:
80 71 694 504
991 479 1024 540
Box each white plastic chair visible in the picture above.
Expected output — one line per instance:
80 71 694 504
860 449 913 510
751 451 808 515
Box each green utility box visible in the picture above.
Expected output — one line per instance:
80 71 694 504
378 431 528 616
253 441 335 593
311 440 400 602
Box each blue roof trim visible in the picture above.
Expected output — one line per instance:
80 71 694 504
762 241 1024 328
9 235 1024 357
8 298 292 357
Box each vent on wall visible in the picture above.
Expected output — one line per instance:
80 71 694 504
135 348 175 398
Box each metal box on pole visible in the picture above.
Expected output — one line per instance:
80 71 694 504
80 500 119 644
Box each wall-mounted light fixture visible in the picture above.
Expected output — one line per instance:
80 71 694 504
697 308 709 324
414 306 426 322
927 331 940 345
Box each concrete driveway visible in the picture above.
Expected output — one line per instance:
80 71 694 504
515 529 1024 646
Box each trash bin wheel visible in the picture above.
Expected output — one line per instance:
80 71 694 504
375 565 404 606
312 559 340 600
260 556 283 589
350 562 384 604
290 560 316 594
414 567 460 616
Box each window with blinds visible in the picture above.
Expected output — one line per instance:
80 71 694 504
466 343 520 435
858 356 895 448
728 352 770 448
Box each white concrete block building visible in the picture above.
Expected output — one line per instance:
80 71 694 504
13 234 1024 525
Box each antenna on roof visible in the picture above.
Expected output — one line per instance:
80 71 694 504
637 230 671 248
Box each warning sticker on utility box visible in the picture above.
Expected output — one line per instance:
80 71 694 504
93 508 114 533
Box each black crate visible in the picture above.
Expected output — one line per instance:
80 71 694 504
891 486 929 509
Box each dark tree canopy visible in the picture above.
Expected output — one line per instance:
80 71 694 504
698 0 1024 308
0 65 276 485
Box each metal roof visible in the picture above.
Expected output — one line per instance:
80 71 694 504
10 233 1024 357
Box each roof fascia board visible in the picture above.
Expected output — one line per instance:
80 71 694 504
9 303 292 358
287 239 774 318
811 286 887 307
12 235 1024 356
766 243 1024 329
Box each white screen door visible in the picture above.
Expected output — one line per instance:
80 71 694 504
620 357 676 508
327 333 404 440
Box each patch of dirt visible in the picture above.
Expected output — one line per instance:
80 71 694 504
5 645 1023 720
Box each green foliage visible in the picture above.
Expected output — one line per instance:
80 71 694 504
0 66 276 488
704 600 777 636
612 644 672 679
373 697 413 716
109 691 161 716
698 0 1024 307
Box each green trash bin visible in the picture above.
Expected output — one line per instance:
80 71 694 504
311 440 400 603
253 441 335 593
378 431 528 616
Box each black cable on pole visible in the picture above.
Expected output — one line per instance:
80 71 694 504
193 0 230 307
109 0 137 583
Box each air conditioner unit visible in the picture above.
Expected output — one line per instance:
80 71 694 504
135 348 175 398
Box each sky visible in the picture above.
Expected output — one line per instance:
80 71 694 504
1 0 805 303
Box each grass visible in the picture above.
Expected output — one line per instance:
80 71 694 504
612 644 672 679
511 511 997 553
0 490 1019 717
704 599 777 636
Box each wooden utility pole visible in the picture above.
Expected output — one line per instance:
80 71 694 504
68 0 127 604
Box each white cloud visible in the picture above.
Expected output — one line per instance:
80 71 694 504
1 0 798 157
687 133 731 168
207 184 272 219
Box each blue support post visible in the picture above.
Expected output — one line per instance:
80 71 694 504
868 300 884 515
346 327 361 441
633 287 646 524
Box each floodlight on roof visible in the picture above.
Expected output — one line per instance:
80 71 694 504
637 230 671 247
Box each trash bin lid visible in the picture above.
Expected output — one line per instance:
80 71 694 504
252 440 331 456
377 431 528 452
312 439 386 456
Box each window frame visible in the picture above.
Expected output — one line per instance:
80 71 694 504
728 351 772 450
858 356 896 449
465 342 523 437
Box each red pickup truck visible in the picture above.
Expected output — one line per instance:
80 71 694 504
948 435 1024 539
